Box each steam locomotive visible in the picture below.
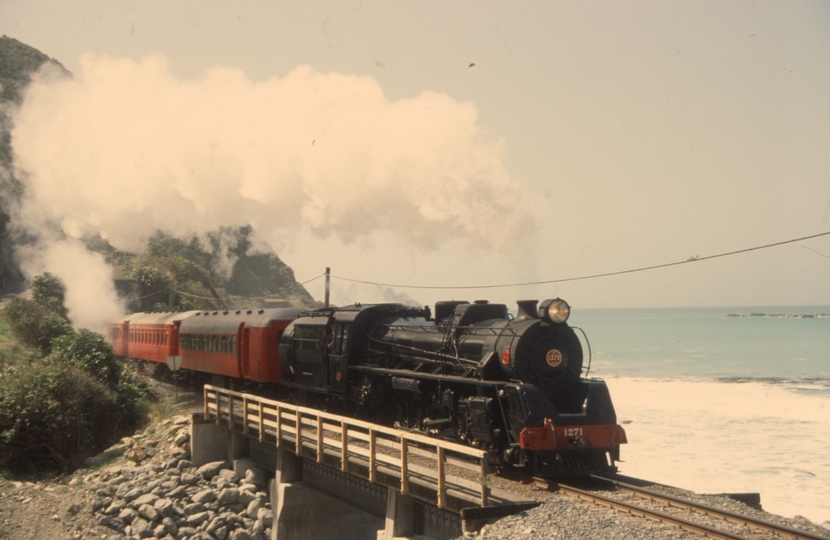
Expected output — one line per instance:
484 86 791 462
107 298 626 476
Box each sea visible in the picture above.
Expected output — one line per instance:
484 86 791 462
568 306 830 525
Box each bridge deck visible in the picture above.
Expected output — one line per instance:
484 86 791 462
203 385 513 512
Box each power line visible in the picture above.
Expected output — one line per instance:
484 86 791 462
330 230 830 291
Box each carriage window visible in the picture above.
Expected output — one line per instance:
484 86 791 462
230 336 236 354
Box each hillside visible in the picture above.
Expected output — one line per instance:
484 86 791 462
90 228 318 311
0 36 69 291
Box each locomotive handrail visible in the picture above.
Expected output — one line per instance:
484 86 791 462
203 385 490 509
379 323 518 336
366 335 479 368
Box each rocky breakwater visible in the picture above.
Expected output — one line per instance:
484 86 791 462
79 416 274 540
90 459 273 540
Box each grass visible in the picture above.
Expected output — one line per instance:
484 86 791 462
0 309 40 370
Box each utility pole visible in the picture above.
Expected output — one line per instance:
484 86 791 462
325 267 330 308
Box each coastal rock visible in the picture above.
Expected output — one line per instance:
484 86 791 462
154 497 175 517
133 493 160 508
138 503 158 521
197 461 228 480
64 417 387 540
218 469 240 483
192 489 217 504
244 468 266 487
180 472 200 485
217 487 239 505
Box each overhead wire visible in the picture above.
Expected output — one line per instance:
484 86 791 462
329 230 830 291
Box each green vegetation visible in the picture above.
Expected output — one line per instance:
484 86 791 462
90 227 318 312
4 298 72 354
31 272 68 317
0 273 153 475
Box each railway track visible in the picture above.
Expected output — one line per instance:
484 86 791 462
149 372 828 539
531 475 829 540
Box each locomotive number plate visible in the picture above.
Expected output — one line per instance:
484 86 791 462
562 427 583 437
546 349 563 367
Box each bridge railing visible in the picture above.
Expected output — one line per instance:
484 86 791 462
203 385 490 509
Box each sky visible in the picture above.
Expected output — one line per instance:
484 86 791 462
1 0 829 325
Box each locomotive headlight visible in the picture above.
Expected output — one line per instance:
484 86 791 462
539 298 570 324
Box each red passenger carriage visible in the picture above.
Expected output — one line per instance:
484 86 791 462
177 308 303 383
106 308 303 384
107 311 198 363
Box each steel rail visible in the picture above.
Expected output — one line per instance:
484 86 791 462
551 481 751 540
588 476 829 540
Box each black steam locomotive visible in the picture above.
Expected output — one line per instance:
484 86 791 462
279 298 627 476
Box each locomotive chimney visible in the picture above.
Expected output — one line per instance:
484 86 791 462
515 300 539 321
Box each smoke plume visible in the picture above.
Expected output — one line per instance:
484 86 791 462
9 54 531 329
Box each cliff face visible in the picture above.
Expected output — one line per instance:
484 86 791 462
0 36 69 290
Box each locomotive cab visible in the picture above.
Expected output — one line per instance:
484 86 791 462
279 306 374 396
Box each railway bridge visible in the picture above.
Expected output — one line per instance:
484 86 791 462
191 385 536 540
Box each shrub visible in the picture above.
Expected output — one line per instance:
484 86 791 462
4 298 72 354
49 329 121 387
48 330 154 431
0 362 121 473
31 272 68 317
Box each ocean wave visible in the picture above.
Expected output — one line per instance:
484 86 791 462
715 376 830 396
716 376 830 386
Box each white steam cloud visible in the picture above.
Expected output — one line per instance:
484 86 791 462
9 54 531 329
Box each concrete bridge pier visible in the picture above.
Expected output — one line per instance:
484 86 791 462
270 449 390 540
190 412 473 540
